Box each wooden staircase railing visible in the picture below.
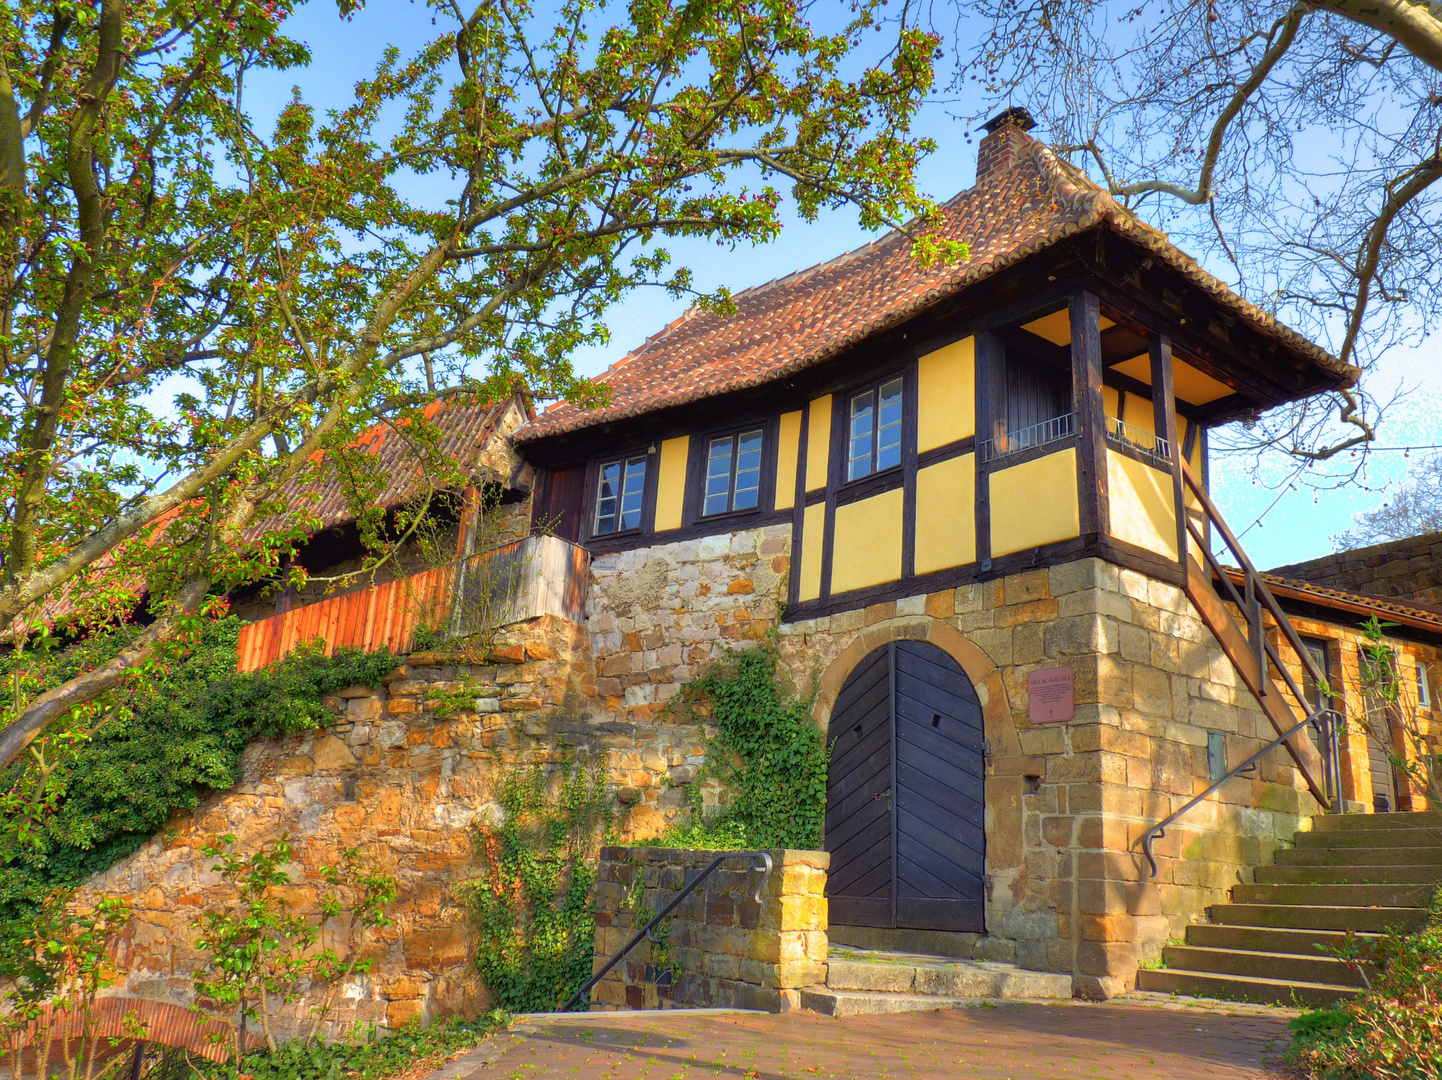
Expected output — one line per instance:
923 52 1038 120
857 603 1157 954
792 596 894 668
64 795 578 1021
1176 459 1338 811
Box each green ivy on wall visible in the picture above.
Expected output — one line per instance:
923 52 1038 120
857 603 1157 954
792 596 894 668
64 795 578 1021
0 618 397 919
663 631 829 851
467 759 612 1012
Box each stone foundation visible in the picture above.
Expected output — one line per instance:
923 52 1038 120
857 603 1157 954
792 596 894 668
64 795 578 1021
590 847 828 1012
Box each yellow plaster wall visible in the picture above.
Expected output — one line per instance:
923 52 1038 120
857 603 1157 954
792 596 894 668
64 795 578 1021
1107 449 1178 561
915 454 976 574
1103 385 1119 419
799 502 826 602
989 448 1080 558
1122 392 1156 435
917 337 975 450
654 436 690 532
805 396 832 492
775 410 802 511
1113 353 1233 406
831 488 904 594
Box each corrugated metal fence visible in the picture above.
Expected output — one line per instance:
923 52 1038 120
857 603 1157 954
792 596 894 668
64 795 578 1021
236 535 589 672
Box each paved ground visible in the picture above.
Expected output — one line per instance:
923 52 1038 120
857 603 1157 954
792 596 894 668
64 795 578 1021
438 999 1299 1080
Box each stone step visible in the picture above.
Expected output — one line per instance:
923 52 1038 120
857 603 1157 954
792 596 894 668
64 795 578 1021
1255 862 1442 885
1293 828 1440 849
1309 811 1442 832
1159 945 1371 988
1186 923 1384 957
1135 968 1357 1008
799 988 984 1017
1231 881 1437 907
1211 903 1429 933
1273 845 1442 867
823 950 1071 1000
828 925 978 959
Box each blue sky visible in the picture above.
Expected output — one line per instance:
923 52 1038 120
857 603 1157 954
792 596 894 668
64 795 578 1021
249 0 1442 570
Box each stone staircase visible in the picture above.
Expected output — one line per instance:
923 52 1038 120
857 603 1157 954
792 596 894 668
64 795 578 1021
800 944 1073 1016
1138 810 1442 1006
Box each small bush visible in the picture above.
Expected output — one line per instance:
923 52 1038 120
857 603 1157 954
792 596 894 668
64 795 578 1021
1286 889 1442 1080
0 617 397 919
172 1011 509 1080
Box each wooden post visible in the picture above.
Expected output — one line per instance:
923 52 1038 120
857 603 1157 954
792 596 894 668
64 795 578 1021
1150 334 1187 569
1069 291 1108 538
974 331 1005 573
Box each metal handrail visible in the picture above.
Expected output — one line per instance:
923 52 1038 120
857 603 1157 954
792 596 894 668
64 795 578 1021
560 851 773 1012
1137 707 1343 877
1105 415 1172 464
978 412 1076 462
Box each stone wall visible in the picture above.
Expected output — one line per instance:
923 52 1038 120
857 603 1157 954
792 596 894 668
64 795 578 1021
772 558 1319 998
587 525 791 723
590 847 828 1012
86 614 707 1035
583 541 1322 999
1273 533 1442 607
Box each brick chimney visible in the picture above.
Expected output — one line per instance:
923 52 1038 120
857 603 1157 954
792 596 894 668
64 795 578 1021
976 107 1038 184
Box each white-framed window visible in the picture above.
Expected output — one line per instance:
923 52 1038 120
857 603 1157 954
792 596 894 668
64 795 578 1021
847 375 904 481
1419 661 1433 709
593 454 647 536
703 428 764 516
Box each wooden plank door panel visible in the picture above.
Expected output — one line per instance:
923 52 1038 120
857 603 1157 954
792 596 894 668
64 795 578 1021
825 641 986 932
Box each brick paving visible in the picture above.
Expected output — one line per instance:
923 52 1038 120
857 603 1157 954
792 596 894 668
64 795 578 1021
444 1001 1298 1080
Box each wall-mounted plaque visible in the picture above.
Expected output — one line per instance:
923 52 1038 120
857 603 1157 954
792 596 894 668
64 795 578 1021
1028 666 1075 723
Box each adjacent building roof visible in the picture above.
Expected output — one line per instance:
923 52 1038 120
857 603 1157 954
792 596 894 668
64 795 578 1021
257 396 528 536
21 396 528 631
1225 568 1442 636
519 120 1355 442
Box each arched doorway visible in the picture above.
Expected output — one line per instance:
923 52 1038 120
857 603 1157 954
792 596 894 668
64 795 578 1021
823 640 985 931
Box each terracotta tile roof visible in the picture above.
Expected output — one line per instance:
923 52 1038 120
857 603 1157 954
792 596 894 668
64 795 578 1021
255 395 526 536
1224 567 1442 635
20 396 526 632
519 132 1355 442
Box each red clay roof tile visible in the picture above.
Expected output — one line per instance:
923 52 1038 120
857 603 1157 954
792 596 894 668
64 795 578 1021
519 131 1354 442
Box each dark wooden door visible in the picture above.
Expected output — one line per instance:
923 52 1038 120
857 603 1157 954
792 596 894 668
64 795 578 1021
824 641 985 931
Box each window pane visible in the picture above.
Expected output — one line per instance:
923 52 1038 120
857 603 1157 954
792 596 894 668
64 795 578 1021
733 429 763 510
848 391 874 481
876 378 903 472
704 437 733 516
594 461 622 535
619 456 647 531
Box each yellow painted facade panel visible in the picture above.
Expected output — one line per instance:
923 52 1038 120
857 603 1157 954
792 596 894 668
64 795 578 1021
775 410 802 510
805 396 832 492
654 436 690 531
1122 392 1155 435
831 488 905 595
917 337 975 450
988 448 1080 558
1113 352 1233 405
799 502 826 602
1102 385 1119 419
1107 449 1179 561
915 454 976 574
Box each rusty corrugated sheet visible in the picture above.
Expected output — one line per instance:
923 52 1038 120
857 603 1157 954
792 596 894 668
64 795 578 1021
0 997 238 1068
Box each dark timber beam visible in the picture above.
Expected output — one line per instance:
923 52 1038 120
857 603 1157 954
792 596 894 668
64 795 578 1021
1150 333 1187 569
1070 291 1108 538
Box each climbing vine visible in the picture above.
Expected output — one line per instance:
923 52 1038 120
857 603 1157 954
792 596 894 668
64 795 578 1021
0 618 397 919
466 758 612 1012
662 630 829 851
